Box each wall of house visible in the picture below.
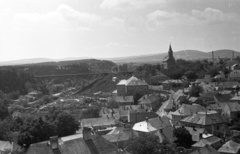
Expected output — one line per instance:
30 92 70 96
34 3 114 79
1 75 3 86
116 85 125 96
126 85 148 95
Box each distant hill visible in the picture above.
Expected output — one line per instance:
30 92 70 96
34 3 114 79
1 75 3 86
2 59 116 76
0 57 91 66
0 49 239 66
106 49 240 64
208 50 240 59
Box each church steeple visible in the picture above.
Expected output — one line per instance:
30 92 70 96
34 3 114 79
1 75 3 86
168 44 174 59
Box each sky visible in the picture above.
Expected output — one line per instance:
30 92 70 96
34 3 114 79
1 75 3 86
0 0 240 61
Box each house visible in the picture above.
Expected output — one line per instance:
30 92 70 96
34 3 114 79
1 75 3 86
26 130 122 154
116 76 148 96
99 107 120 119
192 136 223 150
162 44 175 69
156 95 175 117
169 104 205 125
218 140 240 154
162 79 184 90
221 102 240 120
138 94 162 106
102 127 138 149
221 81 240 90
190 145 220 154
180 111 227 135
132 116 171 133
199 92 216 104
81 117 116 130
132 116 175 143
128 112 158 124
214 93 232 103
229 70 240 81
0 140 22 154
119 104 152 113
230 95 240 103
109 96 134 106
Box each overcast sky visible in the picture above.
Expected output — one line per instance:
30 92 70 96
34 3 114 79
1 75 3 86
0 0 240 61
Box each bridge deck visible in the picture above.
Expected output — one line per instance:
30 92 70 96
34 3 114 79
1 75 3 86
34 71 133 78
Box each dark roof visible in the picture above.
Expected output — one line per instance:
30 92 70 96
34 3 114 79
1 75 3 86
129 112 158 123
192 136 222 148
181 111 226 125
190 145 219 154
222 81 240 89
214 93 232 103
218 140 240 154
26 134 91 154
148 116 171 130
88 134 120 154
102 127 138 143
81 117 116 128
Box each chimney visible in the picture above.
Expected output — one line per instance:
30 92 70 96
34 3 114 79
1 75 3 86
146 117 148 122
83 127 92 141
49 136 59 150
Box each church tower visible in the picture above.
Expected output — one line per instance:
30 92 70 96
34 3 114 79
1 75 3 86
162 44 175 69
168 44 175 62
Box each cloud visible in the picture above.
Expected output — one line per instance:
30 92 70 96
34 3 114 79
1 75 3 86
147 10 197 26
100 0 165 10
192 8 239 25
13 4 100 31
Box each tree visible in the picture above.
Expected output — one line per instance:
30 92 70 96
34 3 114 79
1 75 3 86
80 107 100 120
185 71 197 80
55 112 79 137
189 85 202 97
173 127 193 148
127 132 161 154
134 92 143 105
0 99 9 120
18 117 57 147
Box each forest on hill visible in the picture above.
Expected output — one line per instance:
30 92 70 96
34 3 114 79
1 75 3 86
1 59 116 76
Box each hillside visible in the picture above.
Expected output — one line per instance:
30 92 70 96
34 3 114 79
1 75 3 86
208 50 240 59
107 49 240 64
2 59 116 76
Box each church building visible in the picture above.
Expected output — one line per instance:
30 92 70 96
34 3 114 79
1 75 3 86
162 45 175 69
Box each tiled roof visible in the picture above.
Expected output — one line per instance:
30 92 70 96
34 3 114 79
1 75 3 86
214 93 232 103
192 136 222 148
26 134 92 154
231 95 240 101
155 97 174 117
170 104 205 116
226 102 240 112
119 105 152 113
125 76 148 86
185 127 205 142
148 116 171 129
132 121 157 132
129 112 158 123
218 140 240 154
138 94 161 104
116 80 127 85
190 145 219 154
181 111 226 125
112 96 134 103
81 117 116 128
103 127 138 143
89 134 120 154
222 81 240 89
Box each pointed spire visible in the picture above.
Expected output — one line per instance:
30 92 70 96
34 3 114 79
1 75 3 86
169 44 173 53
